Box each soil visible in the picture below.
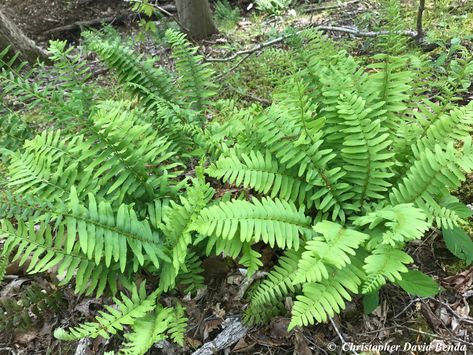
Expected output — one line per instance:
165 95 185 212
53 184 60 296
0 0 129 43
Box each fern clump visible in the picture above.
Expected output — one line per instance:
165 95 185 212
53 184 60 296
0 29 212 353
1 20 473 353
204 30 473 329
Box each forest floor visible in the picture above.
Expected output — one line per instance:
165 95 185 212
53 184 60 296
0 1 472 354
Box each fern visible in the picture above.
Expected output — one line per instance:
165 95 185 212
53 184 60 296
121 306 174 355
289 259 365 330
54 283 157 340
1 219 127 296
165 29 216 114
361 245 413 293
0 283 65 331
195 197 314 250
292 221 368 284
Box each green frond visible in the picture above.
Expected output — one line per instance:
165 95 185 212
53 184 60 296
365 54 412 133
66 187 170 272
54 283 157 340
175 251 205 295
362 245 412 293
195 197 314 250
167 304 187 346
207 149 318 207
336 92 394 206
253 102 353 221
7 130 97 202
292 221 368 284
87 101 180 204
83 31 174 106
289 259 365 330
244 249 302 325
165 29 216 113
240 243 263 278
121 307 175 355
0 249 10 285
355 203 429 247
1 219 125 296
389 144 471 228
159 179 214 291
412 104 473 158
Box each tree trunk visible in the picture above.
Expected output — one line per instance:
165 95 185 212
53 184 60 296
175 0 217 40
0 10 48 64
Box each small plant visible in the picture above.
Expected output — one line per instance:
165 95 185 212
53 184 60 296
215 0 240 31
255 0 293 15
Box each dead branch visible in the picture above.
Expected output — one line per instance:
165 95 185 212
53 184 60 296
191 317 248 355
303 0 361 13
206 25 417 63
330 318 359 355
43 13 134 36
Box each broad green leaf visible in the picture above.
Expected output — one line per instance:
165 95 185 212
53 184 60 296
363 292 379 314
396 270 440 297
442 227 473 265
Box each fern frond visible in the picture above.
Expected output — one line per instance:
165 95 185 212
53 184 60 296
207 149 318 207
159 179 214 291
244 249 302 325
361 245 412 293
54 283 157 340
365 54 412 134
389 144 471 228
121 307 174 355
175 251 205 294
289 260 365 330
167 304 187 346
86 100 180 204
240 243 263 278
292 221 368 284
354 203 429 247
254 102 353 221
336 92 394 206
1 219 124 296
165 29 216 113
195 197 314 250
84 31 174 106
412 104 473 158
66 187 169 272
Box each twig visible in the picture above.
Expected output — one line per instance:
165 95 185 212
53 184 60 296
316 25 417 38
329 318 359 355
214 52 252 81
43 13 133 36
206 36 289 62
303 0 361 13
206 25 417 63
393 297 423 319
428 297 473 325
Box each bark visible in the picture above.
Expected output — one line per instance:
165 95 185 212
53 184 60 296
175 0 217 40
0 9 48 64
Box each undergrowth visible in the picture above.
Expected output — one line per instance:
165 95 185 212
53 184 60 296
1 7 473 354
